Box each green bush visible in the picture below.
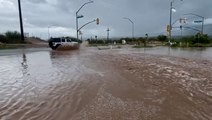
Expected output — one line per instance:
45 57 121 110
5 31 23 43
0 34 6 43
192 34 210 44
172 34 212 47
157 35 167 42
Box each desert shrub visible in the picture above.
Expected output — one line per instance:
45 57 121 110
157 35 167 42
5 31 23 43
0 34 6 43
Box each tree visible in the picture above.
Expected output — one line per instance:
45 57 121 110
193 34 210 44
0 34 6 43
157 35 167 42
5 31 22 43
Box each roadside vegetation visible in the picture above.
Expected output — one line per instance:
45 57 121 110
171 34 212 47
0 31 25 49
0 31 24 44
87 37 164 47
1 31 212 49
0 31 49 49
87 34 212 48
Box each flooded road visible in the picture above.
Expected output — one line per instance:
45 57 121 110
0 47 212 120
120 46 212 60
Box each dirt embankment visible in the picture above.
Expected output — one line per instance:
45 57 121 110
0 38 49 49
25 38 47 44
24 38 48 47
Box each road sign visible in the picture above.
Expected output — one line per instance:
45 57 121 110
77 15 84 19
194 20 203 23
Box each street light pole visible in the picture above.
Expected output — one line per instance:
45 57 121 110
169 1 173 43
48 27 50 39
123 17 134 39
76 1 94 40
76 12 78 40
18 0 24 41
48 26 55 39
169 0 183 43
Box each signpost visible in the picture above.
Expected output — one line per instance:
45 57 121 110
194 20 203 23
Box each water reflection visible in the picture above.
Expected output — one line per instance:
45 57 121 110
50 50 76 59
0 51 57 103
21 53 28 75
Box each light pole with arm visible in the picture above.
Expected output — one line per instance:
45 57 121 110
76 1 94 40
123 17 134 39
184 13 204 34
169 0 183 43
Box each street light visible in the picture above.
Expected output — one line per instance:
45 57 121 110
123 17 134 39
169 0 183 43
48 26 50 39
48 26 56 39
76 1 94 40
184 13 204 34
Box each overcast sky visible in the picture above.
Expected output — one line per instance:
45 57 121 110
0 0 212 39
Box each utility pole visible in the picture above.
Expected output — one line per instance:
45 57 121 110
18 0 24 41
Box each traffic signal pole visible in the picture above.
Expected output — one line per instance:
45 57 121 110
78 18 99 32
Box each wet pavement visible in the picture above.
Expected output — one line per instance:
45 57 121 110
0 47 212 120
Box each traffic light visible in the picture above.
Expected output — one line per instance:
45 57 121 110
96 18 99 25
179 18 186 24
179 18 182 24
180 25 182 30
167 25 170 32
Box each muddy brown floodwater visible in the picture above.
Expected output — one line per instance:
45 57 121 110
0 47 212 120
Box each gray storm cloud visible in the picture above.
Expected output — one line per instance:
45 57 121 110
26 0 47 4
0 0 211 39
